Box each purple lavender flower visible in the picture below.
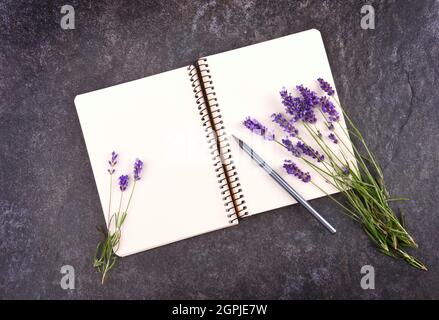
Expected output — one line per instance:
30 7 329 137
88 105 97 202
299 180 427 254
320 96 340 122
296 85 320 107
282 138 302 158
327 123 335 131
280 88 302 121
118 174 129 191
280 88 317 124
328 133 338 144
341 166 350 175
243 117 275 141
107 151 118 175
296 141 325 162
271 113 299 137
317 78 335 96
133 159 144 181
283 160 311 183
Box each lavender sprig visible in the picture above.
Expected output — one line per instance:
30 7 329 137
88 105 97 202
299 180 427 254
316 78 425 269
296 141 325 162
243 77 426 270
133 159 144 181
271 113 299 137
317 78 335 96
93 155 144 283
243 117 275 140
106 151 118 224
118 175 129 191
123 159 144 220
280 87 317 123
320 96 340 122
108 151 118 174
328 133 338 144
282 138 302 158
296 84 320 107
283 160 311 183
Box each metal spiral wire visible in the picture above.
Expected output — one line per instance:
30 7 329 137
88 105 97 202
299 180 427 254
187 58 248 223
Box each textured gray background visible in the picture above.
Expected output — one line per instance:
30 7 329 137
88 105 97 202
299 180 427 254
0 0 438 299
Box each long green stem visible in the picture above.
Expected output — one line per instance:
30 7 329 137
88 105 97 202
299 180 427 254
107 175 113 228
333 97 383 178
124 181 136 213
118 191 124 217
94 180 138 283
310 180 359 220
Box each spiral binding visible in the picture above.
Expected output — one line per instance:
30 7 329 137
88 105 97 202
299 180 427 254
187 58 248 223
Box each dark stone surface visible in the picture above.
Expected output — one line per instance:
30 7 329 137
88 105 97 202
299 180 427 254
0 0 438 299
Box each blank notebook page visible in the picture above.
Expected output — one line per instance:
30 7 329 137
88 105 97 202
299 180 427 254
75 67 236 257
206 29 355 216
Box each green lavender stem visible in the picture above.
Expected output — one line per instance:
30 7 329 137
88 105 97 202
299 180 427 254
107 175 113 227
124 181 137 214
93 180 139 283
311 96 425 270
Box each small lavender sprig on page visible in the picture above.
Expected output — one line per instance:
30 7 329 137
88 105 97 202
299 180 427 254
93 153 144 284
243 79 426 270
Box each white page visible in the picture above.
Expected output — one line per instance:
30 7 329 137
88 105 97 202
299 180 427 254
75 67 236 257
205 29 355 216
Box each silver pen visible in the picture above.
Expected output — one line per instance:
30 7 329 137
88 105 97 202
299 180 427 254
232 135 336 234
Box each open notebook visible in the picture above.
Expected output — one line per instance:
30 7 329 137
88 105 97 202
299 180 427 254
75 29 354 256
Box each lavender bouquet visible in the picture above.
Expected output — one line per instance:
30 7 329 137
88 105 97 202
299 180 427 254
93 152 144 283
244 79 426 270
